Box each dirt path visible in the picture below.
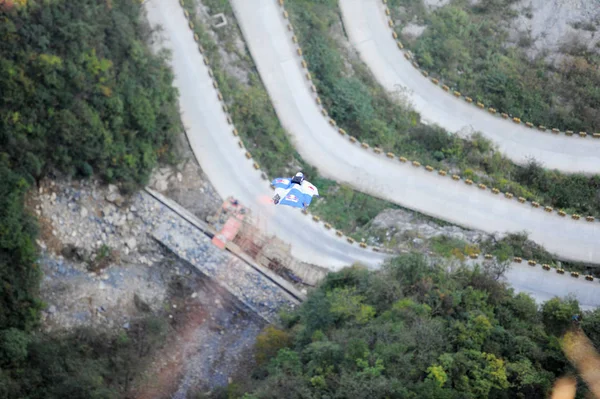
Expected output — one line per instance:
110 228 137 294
131 275 265 399
133 303 208 399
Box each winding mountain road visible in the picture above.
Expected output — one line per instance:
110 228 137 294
230 0 600 265
143 0 600 309
338 0 600 174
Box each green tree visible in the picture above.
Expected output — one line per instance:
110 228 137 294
435 350 509 398
0 328 30 366
541 297 580 336
254 326 292 366
506 358 554 398
453 314 493 350
0 160 41 331
327 286 376 325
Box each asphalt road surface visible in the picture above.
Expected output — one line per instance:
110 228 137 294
144 0 600 308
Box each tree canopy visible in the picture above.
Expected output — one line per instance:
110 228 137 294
0 0 179 188
235 254 599 399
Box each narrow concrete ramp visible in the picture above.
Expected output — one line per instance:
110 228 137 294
151 214 300 323
145 189 303 323
146 187 307 302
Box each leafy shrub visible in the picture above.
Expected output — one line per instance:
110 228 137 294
254 326 292 366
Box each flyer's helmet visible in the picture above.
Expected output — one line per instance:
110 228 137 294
291 172 304 184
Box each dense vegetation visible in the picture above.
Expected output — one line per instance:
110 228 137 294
1 317 167 399
0 161 42 333
285 0 600 219
389 0 600 134
0 0 177 396
223 254 597 399
0 0 179 189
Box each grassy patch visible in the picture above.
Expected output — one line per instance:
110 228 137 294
429 231 600 278
308 176 399 236
480 233 600 277
430 235 475 260
389 0 600 133
429 231 559 265
479 232 557 264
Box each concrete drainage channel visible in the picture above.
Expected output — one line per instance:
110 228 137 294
145 188 305 315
